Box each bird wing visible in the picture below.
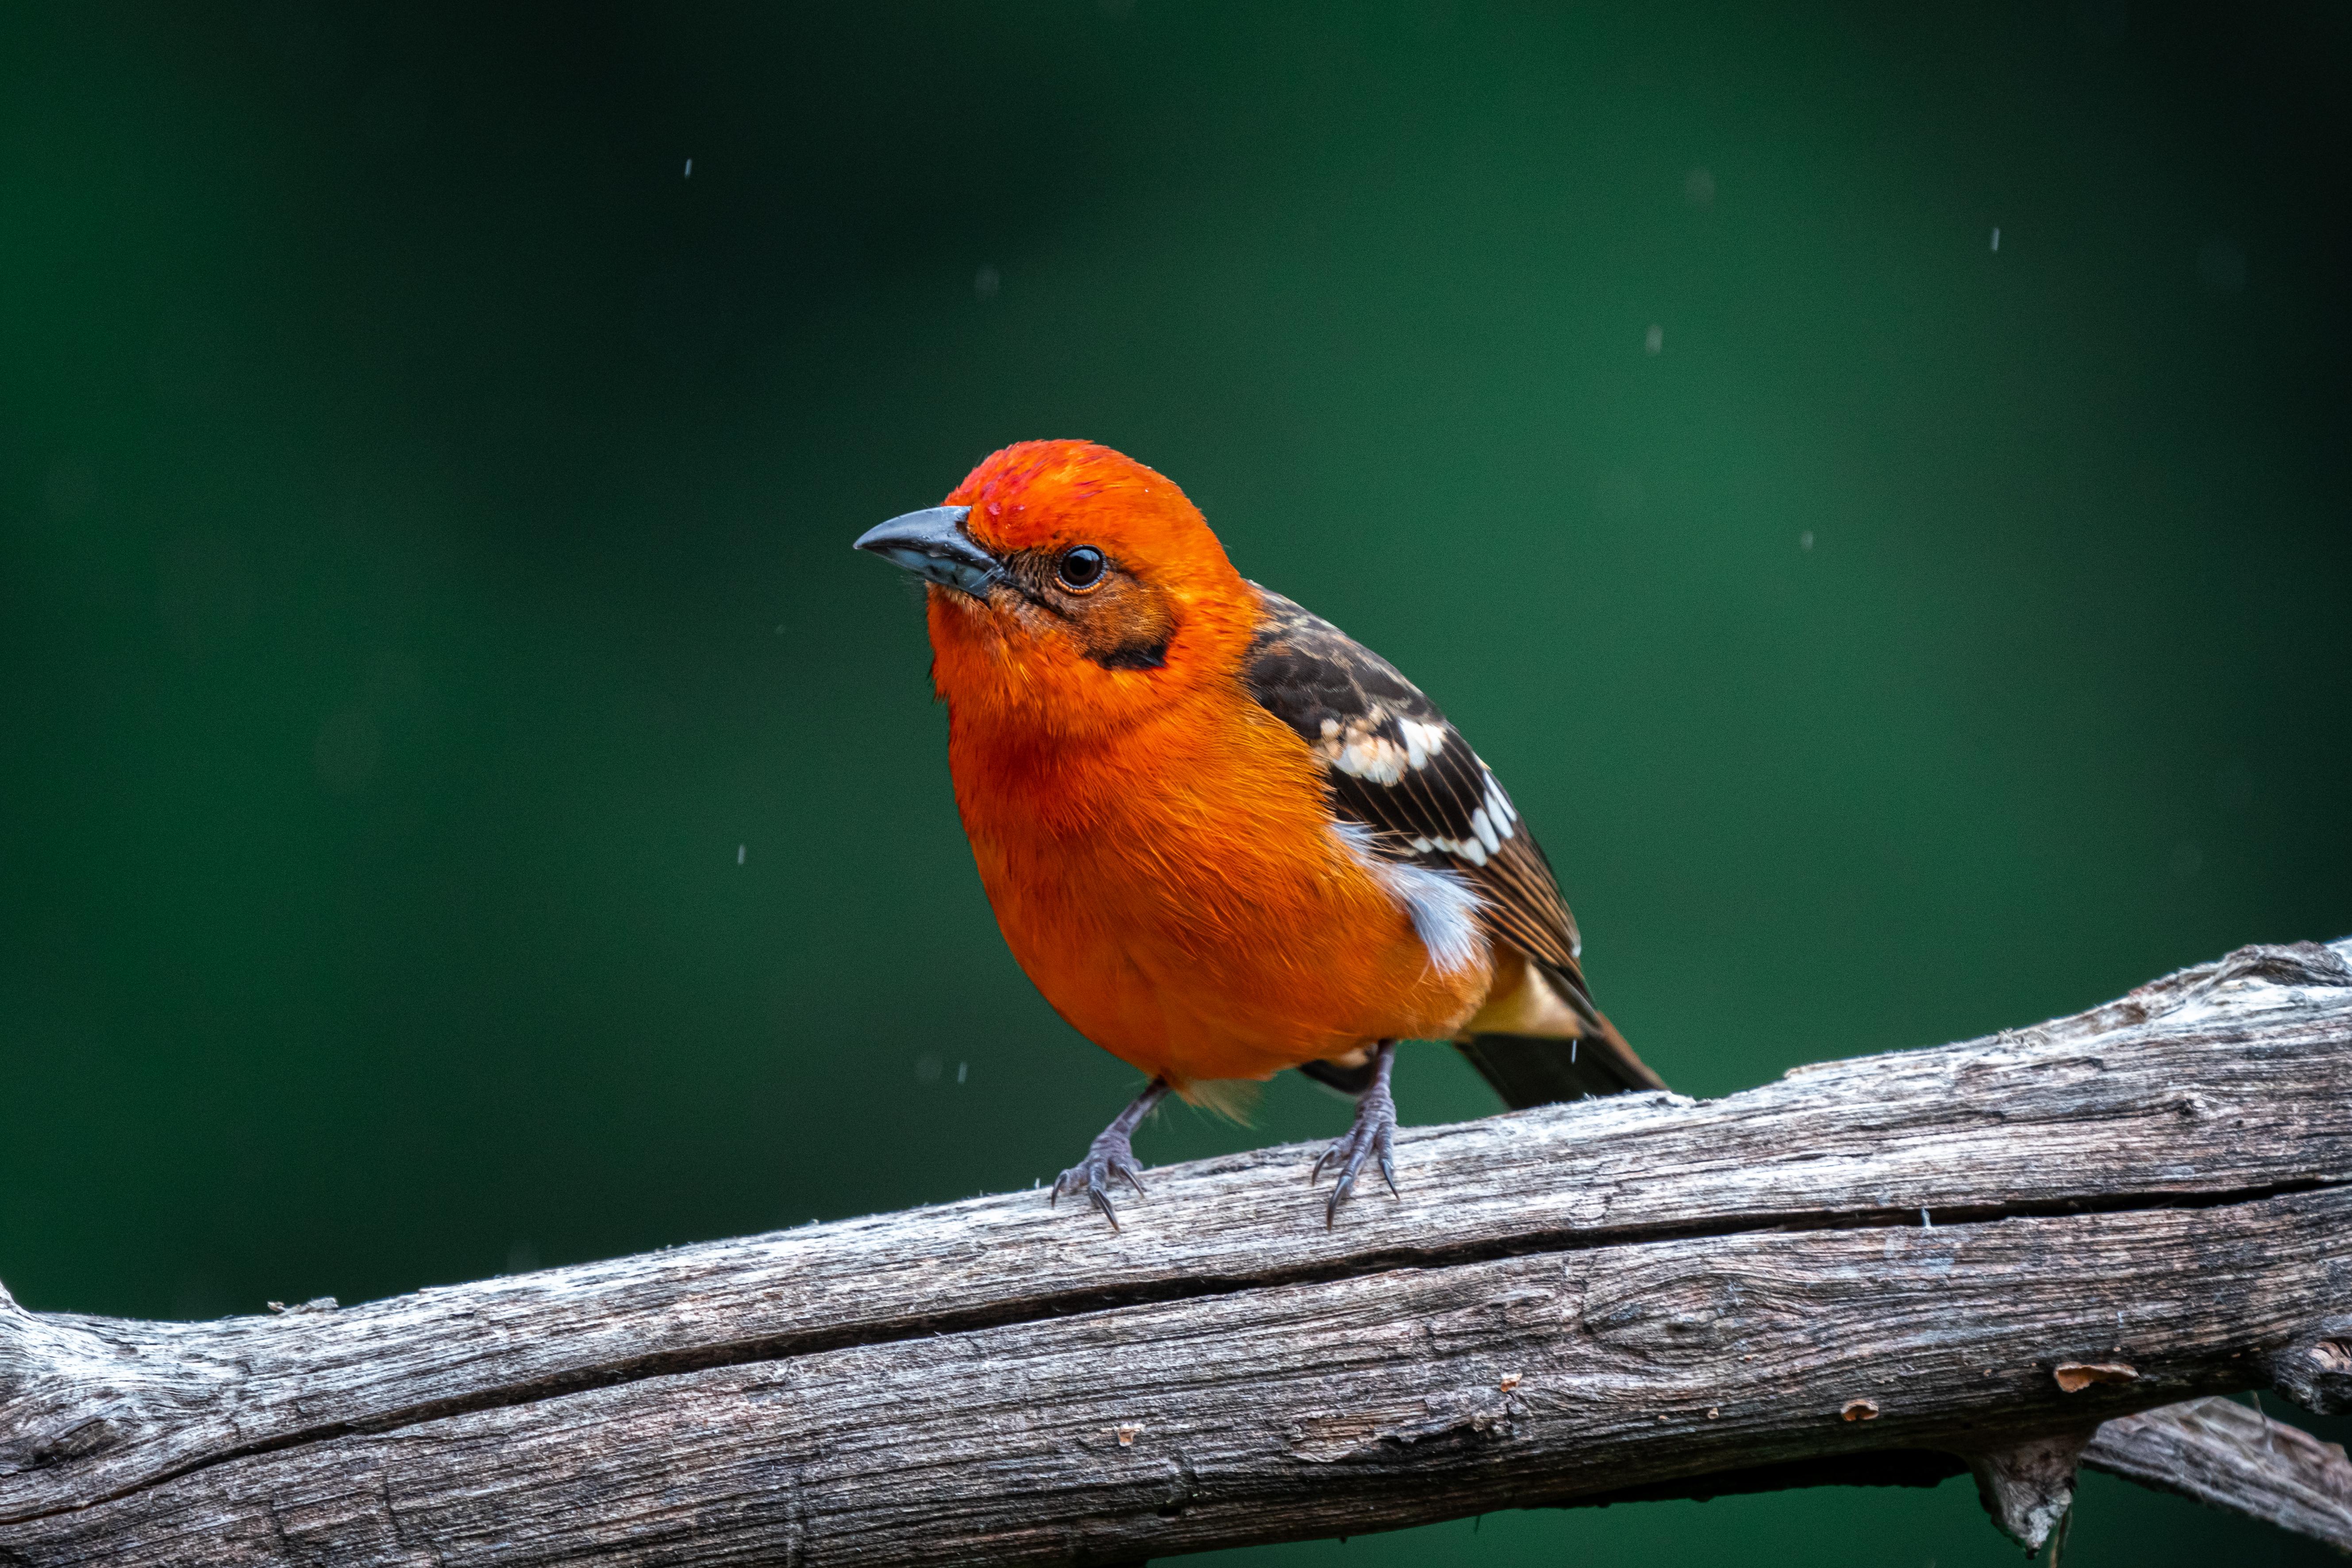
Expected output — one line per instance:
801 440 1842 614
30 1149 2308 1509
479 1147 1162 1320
1239 584 1592 997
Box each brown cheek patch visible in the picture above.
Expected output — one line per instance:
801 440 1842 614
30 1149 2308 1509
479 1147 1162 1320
1080 584 1175 671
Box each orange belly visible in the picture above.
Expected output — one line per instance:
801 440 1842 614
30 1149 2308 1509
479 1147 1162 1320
951 695 1492 1089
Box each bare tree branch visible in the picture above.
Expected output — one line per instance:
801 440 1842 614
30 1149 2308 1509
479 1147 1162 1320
2 938 2348 1566
2087 1395 2352 1552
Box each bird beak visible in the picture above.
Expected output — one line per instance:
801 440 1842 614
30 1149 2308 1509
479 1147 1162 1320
853 506 1001 598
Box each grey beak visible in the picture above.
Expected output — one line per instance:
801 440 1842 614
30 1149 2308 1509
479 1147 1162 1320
853 506 1000 597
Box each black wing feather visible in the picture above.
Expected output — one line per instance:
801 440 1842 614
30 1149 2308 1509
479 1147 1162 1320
1240 584 1664 1106
1240 586 1587 989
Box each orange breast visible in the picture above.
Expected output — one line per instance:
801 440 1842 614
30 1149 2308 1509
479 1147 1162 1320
950 686 1493 1089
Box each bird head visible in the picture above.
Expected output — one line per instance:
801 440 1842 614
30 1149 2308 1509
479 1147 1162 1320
856 441 1256 740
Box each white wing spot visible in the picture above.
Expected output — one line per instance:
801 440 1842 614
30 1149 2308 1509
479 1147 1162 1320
1398 719 1447 770
1482 778 1517 836
1318 713 1413 785
1470 807 1501 856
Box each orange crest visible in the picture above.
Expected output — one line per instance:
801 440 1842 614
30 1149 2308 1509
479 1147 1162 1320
946 441 1209 570
924 442 1259 744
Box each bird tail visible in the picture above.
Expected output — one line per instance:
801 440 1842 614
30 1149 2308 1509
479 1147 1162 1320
1298 957 1667 1111
1452 957 1667 1111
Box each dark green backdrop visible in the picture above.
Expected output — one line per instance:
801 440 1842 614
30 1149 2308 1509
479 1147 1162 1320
3 3 2347 1564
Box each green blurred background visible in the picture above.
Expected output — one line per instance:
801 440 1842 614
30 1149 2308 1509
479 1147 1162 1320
3 1 2347 1562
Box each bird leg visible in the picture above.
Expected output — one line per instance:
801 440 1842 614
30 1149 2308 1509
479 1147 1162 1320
1051 1078 1169 1229
1311 1038 1399 1225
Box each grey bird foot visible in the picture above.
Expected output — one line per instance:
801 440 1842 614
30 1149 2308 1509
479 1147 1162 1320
1309 1039 1399 1226
1052 1136 1147 1228
1051 1078 1170 1229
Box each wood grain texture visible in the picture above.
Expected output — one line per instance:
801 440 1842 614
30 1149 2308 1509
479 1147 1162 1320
2 938 2348 1566
2087 1397 2352 1552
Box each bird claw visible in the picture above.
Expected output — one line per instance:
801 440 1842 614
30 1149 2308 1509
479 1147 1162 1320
1047 1080 1169 1231
1311 1087 1400 1227
1051 1138 1147 1229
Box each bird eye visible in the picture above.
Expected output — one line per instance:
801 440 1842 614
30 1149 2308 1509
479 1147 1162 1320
1055 546 1107 592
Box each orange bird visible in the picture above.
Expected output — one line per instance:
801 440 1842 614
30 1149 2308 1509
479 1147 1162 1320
856 440 1661 1225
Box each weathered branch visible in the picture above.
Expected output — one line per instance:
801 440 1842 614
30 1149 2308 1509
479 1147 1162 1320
2086 1395 2352 1552
2 938 2348 1566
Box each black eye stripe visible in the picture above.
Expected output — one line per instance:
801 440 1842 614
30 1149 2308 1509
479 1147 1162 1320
1055 546 1107 590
